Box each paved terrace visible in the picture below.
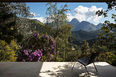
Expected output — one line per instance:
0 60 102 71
0 62 116 77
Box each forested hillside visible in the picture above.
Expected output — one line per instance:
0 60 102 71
69 30 100 46
25 19 101 47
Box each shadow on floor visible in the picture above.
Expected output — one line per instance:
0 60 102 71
39 62 104 77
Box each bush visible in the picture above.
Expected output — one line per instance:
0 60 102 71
17 33 56 62
0 40 18 62
17 49 42 62
98 52 116 65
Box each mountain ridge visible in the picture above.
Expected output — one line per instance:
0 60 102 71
69 18 103 31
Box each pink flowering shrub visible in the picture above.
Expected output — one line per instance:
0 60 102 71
17 33 56 62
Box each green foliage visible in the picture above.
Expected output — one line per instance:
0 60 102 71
46 2 69 27
98 52 116 66
95 1 116 66
94 42 116 66
66 50 81 61
59 23 72 39
0 40 18 62
71 30 100 42
56 57 64 62
96 1 116 51
0 3 18 43
46 3 72 61
28 19 53 36
81 40 90 56
90 44 96 53
70 30 100 47
46 2 70 38
0 2 32 44
94 44 109 53
55 23 72 61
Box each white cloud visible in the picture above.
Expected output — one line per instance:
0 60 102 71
30 12 36 16
73 5 89 14
29 13 47 23
67 5 103 24
67 13 74 22
30 17 46 23
87 16 93 21
30 15 55 23
87 15 102 25
30 14 57 23
30 5 103 24
75 14 86 22
87 6 102 16
93 16 102 22
67 13 86 22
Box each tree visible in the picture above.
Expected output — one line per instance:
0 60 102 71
0 2 32 44
95 1 116 65
0 2 32 62
96 1 116 51
46 2 70 38
81 40 90 56
90 44 95 53
0 40 18 62
46 2 71 61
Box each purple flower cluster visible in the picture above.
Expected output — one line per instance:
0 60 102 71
33 33 39 39
17 49 42 62
42 34 49 39
33 33 39 37
29 49 42 62
17 33 56 62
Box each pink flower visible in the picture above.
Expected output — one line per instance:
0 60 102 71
37 33 39 37
64 10 67 12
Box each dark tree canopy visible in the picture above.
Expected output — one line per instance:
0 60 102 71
0 2 32 44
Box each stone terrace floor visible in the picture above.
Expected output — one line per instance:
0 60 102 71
0 62 116 77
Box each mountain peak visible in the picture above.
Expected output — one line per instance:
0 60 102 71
97 23 102 26
69 18 80 31
69 18 103 31
70 18 80 26
71 18 79 23
80 21 90 25
96 23 103 29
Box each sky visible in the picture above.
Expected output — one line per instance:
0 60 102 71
26 2 115 25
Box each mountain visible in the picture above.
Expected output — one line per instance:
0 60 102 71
69 18 103 31
69 18 80 27
26 19 54 36
26 19 101 46
69 30 101 46
76 21 97 31
68 18 80 31
71 30 100 41
96 23 103 29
